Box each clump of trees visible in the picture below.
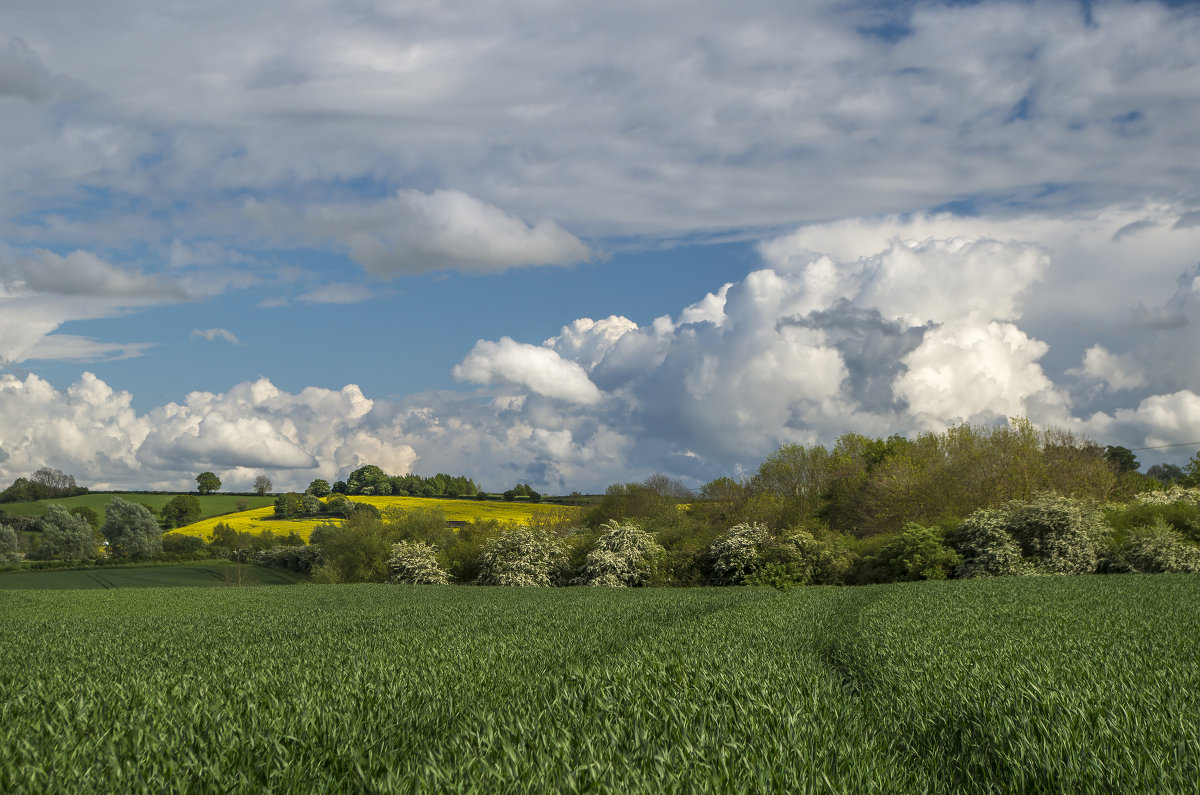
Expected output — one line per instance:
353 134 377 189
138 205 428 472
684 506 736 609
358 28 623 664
502 483 541 502
332 465 480 498
0 467 88 503
10 418 1200 589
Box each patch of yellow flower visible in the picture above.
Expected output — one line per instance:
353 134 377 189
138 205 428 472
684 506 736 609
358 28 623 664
172 496 575 542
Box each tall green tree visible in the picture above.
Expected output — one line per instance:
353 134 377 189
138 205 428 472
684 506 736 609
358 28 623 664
160 495 202 528
195 472 221 495
1105 446 1140 474
39 505 97 563
0 523 19 566
103 498 162 560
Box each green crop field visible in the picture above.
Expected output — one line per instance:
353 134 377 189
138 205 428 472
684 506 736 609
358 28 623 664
2 575 1198 792
0 493 277 520
0 562 299 590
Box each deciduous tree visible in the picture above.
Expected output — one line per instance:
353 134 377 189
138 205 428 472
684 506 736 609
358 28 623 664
195 472 221 495
103 498 162 560
39 505 97 563
161 495 202 528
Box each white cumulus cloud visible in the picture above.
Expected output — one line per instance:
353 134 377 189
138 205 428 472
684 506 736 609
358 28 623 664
454 337 605 405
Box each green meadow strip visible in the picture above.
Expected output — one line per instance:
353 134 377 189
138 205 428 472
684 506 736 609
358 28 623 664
1 576 1197 792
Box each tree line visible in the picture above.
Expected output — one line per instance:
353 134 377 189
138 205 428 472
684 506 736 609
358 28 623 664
236 419 1200 587
0 467 88 504
6 419 1200 586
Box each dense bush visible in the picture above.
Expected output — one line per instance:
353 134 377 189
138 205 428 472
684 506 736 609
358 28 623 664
476 526 568 586
956 509 1025 577
1103 519 1200 574
0 524 20 566
209 523 302 554
69 506 100 531
575 520 664 587
385 541 450 585
309 512 391 583
161 533 208 556
867 523 961 582
254 544 323 574
957 494 1105 577
742 528 854 588
273 492 308 519
382 508 452 546
324 494 352 516
440 518 504 584
1106 487 1200 544
709 522 770 585
1006 493 1105 574
38 505 97 563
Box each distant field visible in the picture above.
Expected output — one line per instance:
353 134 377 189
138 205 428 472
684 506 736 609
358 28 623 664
1 575 1197 792
0 562 297 590
0 493 277 520
173 495 578 542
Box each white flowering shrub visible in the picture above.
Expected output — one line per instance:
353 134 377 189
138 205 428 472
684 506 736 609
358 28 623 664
576 521 664 587
1134 486 1200 508
957 494 1105 577
709 522 770 585
1006 493 1104 574
386 541 450 585
1105 519 1200 574
476 527 568 587
956 509 1025 578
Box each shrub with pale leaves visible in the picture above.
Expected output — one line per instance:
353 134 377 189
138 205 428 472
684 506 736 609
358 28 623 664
1105 519 1200 574
0 524 19 566
386 540 450 585
476 527 567 587
1134 486 1200 508
576 520 664 587
40 505 98 563
709 522 770 585
957 493 1105 577
956 509 1026 578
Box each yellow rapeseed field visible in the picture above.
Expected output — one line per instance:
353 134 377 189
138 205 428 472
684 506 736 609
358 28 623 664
173 496 577 542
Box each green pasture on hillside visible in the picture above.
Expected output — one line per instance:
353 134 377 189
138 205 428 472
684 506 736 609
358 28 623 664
0 562 298 590
2 575 1198 792
0 493 277 521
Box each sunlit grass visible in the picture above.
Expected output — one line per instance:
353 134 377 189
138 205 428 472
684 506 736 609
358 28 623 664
2 575 1196 792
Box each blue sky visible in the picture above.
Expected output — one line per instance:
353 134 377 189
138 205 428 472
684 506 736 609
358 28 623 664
2 0 1200 492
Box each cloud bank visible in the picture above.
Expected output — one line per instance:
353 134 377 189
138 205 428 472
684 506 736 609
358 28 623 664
6 209 1200 492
